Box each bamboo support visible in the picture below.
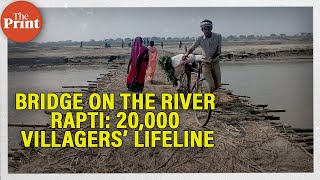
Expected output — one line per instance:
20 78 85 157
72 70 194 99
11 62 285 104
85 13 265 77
9 123 50 128
51 91 83 94
10 147 26 151
263 115 280 120
236 95 251 98
270 121 282 125
274 124 291 128
304 141 313 146
265 109 286 113
298 143 308 147
292 136 313 142
280 129 295 133
62 85 96 88
295 132 313 137
256 104 268 108
292 128 313 133
44 110 68 116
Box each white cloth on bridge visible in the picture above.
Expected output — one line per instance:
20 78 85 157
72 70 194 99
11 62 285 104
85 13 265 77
170 54 203 77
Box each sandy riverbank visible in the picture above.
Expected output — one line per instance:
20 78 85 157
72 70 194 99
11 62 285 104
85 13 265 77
8 39 312 68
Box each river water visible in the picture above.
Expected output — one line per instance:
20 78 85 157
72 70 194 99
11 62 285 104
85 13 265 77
8 65 111 147
8 62 313 146
221 62 313 129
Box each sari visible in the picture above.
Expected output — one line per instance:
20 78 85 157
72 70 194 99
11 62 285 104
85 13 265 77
126 37 149 93
146 46 158 82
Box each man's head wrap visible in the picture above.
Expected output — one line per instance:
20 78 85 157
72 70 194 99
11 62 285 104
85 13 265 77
200 19 213 29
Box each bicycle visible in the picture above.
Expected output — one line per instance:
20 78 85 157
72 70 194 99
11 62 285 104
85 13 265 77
176 60 213 127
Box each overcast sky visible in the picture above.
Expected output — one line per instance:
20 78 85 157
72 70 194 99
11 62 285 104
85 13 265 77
34 7 313 42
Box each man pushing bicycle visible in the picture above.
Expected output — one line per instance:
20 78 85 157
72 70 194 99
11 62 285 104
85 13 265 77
182 19 222 92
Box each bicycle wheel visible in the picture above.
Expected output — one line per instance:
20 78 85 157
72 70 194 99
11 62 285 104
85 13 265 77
176 72 190 94
194 79 212 127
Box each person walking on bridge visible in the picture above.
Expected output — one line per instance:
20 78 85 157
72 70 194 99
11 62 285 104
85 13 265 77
182 19 222 92
146 41 158 84
127 37 149 93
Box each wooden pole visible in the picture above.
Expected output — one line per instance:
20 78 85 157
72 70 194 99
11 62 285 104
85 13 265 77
293 136 313 142
264 115 280 120
256 104 268 108
62 86 96 88
265 109 286 113
51 92 83 94
292 128 313 133
9 123 50 128
296 132 313 137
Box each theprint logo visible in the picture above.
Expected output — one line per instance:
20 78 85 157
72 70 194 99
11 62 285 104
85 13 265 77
1 1 42 43
3 12 40 29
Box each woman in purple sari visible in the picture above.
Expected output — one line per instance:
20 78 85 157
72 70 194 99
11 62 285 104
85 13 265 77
126 37 149 93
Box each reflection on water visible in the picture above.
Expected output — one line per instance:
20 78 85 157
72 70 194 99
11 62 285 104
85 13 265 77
221 62 313 129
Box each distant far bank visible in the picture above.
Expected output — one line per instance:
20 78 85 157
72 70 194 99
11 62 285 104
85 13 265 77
8 37 312 69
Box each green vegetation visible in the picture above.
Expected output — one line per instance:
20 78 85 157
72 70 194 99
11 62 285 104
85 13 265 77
158 55 177 86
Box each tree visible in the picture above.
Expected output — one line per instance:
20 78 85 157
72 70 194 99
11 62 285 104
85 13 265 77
280 34 286 38
227 35 236 39
270 34 277 37
307 33 312 37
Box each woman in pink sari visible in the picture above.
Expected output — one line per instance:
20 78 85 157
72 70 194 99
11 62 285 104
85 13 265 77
126 37 149 93
146 41 158 84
